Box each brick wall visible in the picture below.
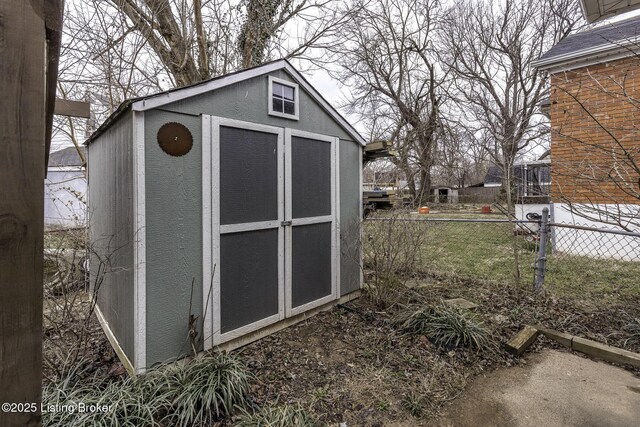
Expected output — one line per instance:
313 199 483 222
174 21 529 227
550 56 640 205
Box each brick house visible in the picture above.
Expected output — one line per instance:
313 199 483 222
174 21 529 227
533 15 640 257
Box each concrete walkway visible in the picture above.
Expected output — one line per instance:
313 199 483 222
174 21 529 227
433 349 640 427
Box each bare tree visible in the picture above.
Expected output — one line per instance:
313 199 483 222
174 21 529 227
55 0 350 164
90 0 349 86
238 0 350 68
443 0 579 195
431 124 490 189
441 0 580 280
53 0 171 159
106 0 240 86
328 0 450 205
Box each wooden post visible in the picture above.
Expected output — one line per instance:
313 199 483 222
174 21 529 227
505 325 540 355
0 1 63 425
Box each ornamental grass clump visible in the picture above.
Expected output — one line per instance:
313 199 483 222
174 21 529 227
236 403 319 427
43 352 251 427
399 303 493 351
162 353 251 426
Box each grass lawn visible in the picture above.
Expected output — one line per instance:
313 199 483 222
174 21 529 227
417 221 533 282
545 255 640 299
364 217 640 301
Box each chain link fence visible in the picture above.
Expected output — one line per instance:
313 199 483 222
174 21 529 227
363 213 540 286
362 210 640 296
550 223 640 261
542 215 640 296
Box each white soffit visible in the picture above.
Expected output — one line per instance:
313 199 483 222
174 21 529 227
581 0 640 23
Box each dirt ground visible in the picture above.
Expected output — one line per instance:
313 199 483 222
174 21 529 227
238 274 640 425
433 349 640 427
45 273 640 425
43 292 122 383
41 228 640 425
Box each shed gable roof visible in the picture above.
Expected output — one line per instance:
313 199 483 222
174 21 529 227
86 59 366 146
49 146 86 167
533 15 640 72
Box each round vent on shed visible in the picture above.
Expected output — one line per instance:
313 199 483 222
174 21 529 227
157 122 193 156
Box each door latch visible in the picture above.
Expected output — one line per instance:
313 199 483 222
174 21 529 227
281 220 292 226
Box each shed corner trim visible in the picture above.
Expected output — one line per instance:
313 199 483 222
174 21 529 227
132 110 147 373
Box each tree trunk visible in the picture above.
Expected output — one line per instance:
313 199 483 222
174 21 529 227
238 0 281 68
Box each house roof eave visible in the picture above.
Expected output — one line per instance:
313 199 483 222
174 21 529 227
532 37 640 72
580 0 640 23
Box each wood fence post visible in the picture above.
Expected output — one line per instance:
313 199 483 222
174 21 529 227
0 1 63 425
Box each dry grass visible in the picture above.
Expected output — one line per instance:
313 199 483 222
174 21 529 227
241 271 640 425
236 403 319 427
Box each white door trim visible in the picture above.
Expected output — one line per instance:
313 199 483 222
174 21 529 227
204 116 285 347
202 114 214 350
285 129 339 317
291 215 333 226
284 128 293 317
359 144 364 289
335 137 341 295
220 220 281 234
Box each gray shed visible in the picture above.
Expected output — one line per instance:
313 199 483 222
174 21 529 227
86 60 364 374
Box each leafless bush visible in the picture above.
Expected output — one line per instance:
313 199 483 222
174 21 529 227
361 210 428 308
42 228 127 383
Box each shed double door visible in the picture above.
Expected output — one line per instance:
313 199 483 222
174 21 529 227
202 116 338 348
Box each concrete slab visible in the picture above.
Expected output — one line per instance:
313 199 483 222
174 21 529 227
432 349 640 427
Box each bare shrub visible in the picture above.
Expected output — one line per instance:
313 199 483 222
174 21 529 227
361 210 428 308
42 227 129 383
43 228 94 382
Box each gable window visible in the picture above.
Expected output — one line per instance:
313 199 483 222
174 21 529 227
268 76 299 120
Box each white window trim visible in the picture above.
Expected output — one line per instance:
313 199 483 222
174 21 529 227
129 60 366 146
521 163 551 197
268 75 300 120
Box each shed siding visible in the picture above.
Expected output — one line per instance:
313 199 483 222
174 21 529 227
163 69 362 296
144 110 203 367
142 71 361 365
88 112 135 361
163 70 354 142
339 140 361 295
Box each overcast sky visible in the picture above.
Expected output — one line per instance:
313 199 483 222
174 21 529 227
50 6 640 154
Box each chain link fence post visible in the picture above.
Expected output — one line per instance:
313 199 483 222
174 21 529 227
534 207 549 292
